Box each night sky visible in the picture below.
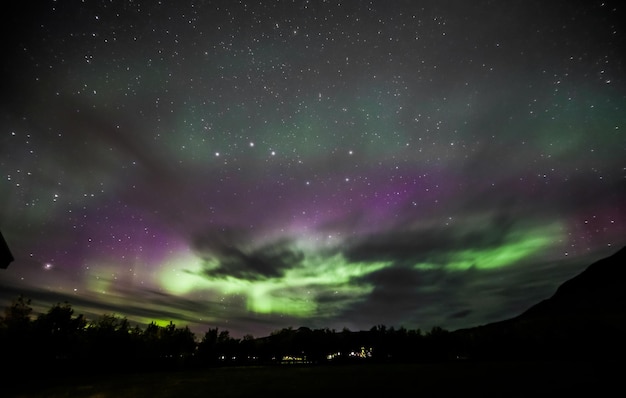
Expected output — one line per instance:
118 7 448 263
1 1 625 338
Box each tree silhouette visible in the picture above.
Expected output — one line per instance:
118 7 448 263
197 327 219 364
0 295 35 365
1 295 33 331
34 301 86 362
83 313 137 370
160 322 196 360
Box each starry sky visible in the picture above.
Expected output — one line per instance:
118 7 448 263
1 0 625 338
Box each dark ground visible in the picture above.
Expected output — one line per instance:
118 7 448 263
6 360 620 397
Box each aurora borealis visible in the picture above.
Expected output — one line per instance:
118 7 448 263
1 1 625 338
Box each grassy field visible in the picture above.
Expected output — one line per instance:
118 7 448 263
7 360 617 397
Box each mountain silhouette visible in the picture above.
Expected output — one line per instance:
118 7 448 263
518 245 626 320
454 246 626 360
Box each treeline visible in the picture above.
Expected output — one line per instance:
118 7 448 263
1 296 197 372
0 296 461 374
6 295 617 377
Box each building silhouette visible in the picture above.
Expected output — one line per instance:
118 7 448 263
0 230 14 269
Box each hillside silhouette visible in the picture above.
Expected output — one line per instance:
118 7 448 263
520 245 626 317
453 246 626 360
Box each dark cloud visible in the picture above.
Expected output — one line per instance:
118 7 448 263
332 245 604 331
449 309 472 319
330 264 453 328
0 282 208 324
192 228 303 280
343 212 520 265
